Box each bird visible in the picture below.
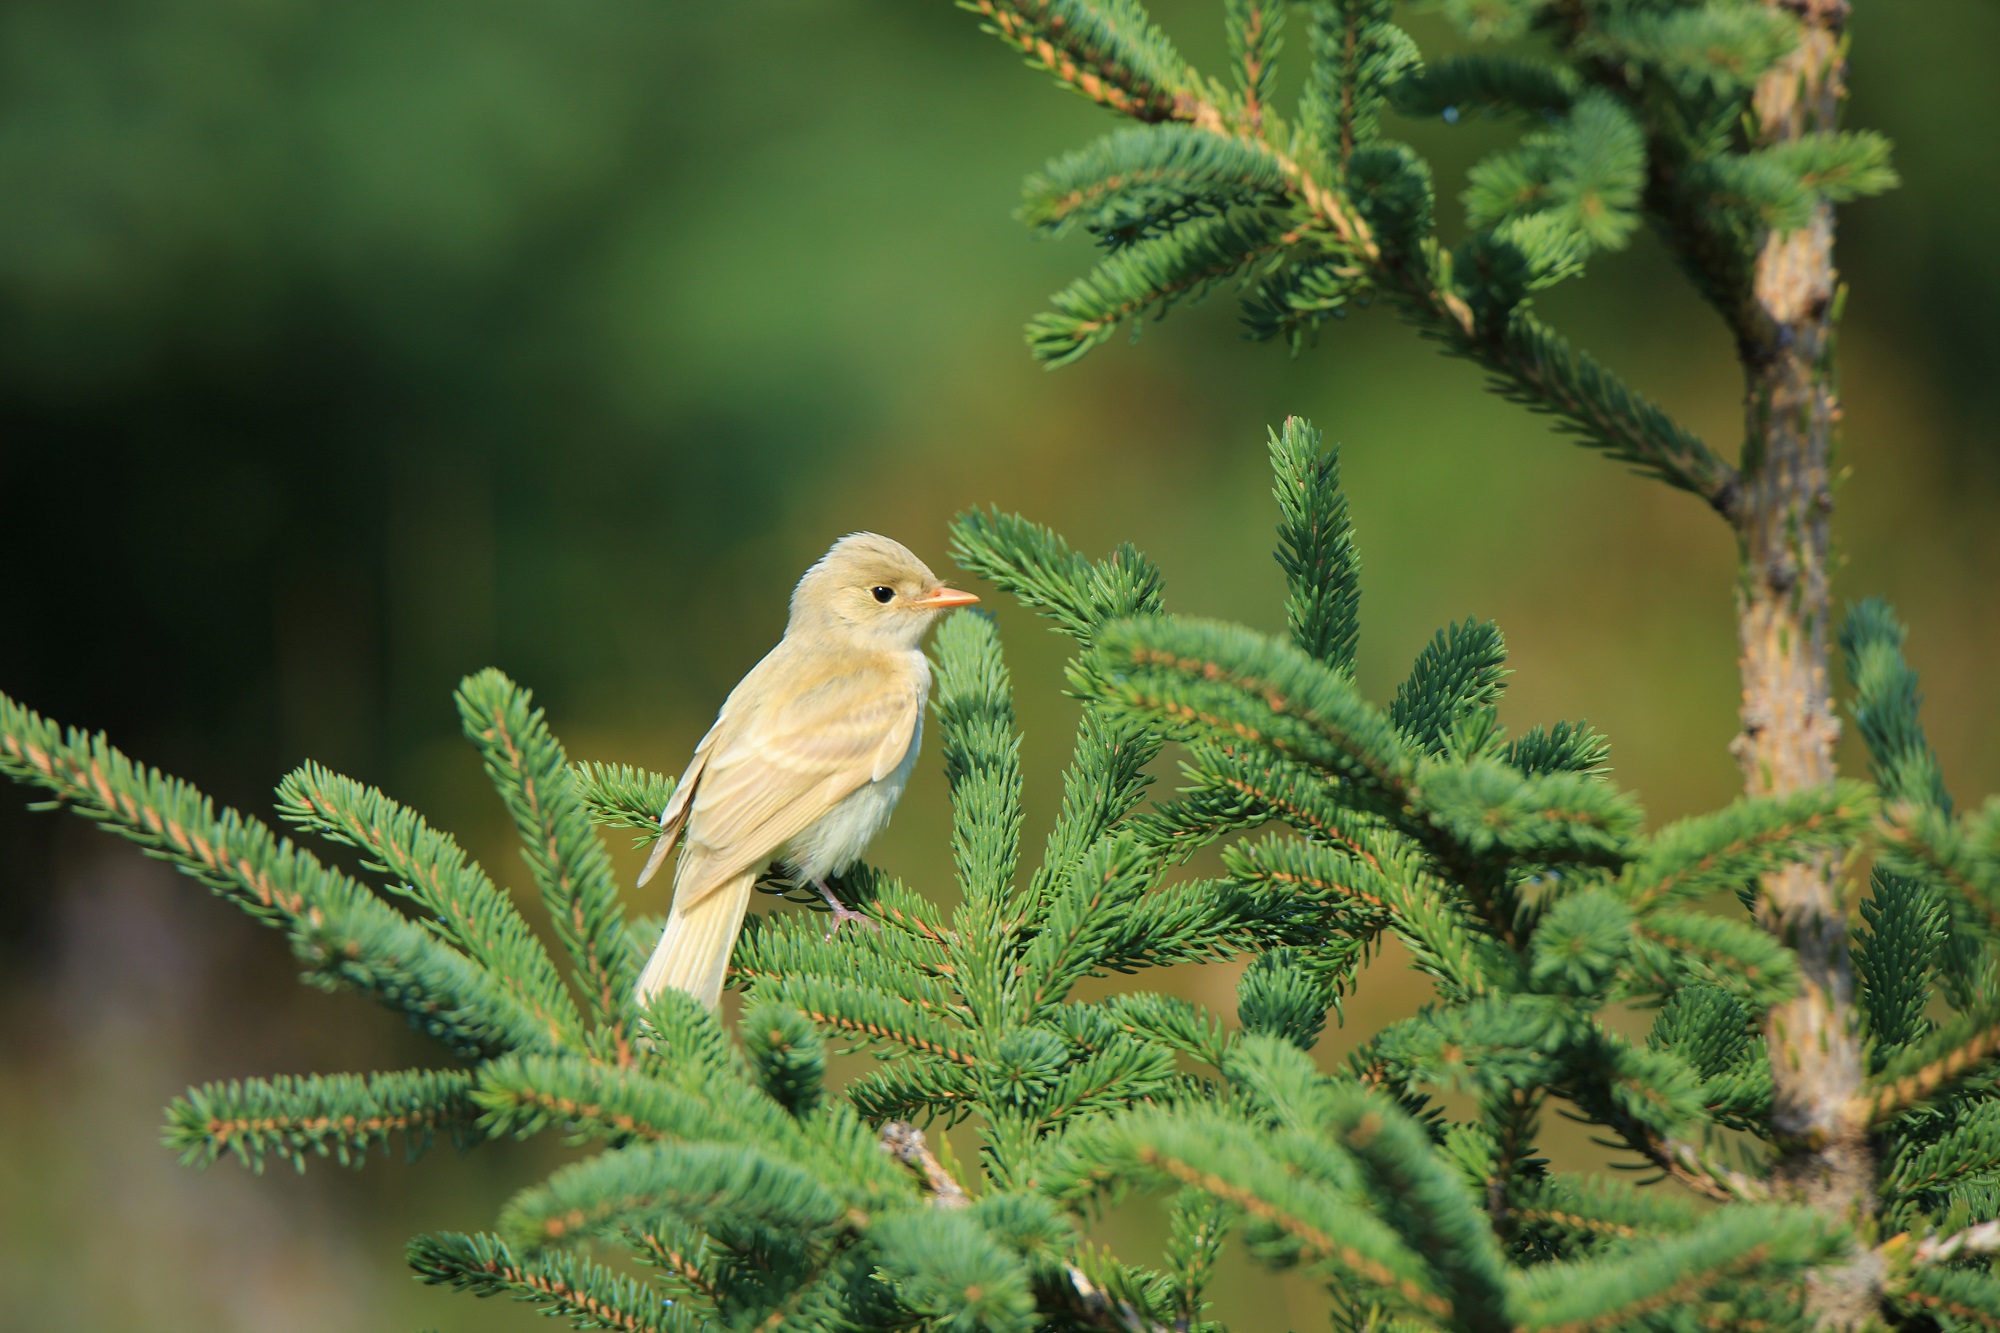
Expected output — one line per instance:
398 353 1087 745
633 532 979 1011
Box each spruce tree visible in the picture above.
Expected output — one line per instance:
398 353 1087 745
950 0 1903 1326
3 5 1995 1333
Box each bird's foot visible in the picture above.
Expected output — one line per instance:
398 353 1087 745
813 878 877 937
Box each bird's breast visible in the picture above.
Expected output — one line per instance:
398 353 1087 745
782 710 923 882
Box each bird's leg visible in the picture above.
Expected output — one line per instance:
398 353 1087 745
812 878 876 936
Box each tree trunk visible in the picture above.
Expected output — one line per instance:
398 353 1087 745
1734 3 1875 1326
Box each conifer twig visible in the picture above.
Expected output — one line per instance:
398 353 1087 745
459 672 636 1055
1852 1016 2000 1125
1908 1219 2000 1266
1063 1263 1176 1333
0 690 548 1058
276 761 584 1046
979 23 1739 508
409 1232 688 1333
879 1121 969 1207
166 1069 482 1172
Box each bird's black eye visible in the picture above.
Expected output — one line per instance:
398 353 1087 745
870 585 895 604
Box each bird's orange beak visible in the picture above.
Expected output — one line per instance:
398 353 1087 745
911 585 980 609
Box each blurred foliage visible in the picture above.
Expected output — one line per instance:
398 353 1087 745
0 1 1996 1329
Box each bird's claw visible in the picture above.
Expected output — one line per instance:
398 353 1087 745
813 879 878 938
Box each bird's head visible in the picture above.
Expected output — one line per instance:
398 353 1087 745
789 532 979 650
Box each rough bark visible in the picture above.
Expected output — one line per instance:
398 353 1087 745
1732 3 1874 1327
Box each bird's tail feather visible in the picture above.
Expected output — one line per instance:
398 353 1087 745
635 871 756 1012
637 828 676 888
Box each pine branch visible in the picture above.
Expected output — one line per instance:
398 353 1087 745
1579 1 1800 99
164 1068 481 1172
474 1051 758 1149
1428 0 1539 43
275 760 583 1045
1647 984 1756 1080
1163 1189 1228 1329
1906 1219 2000 1266
1109 870 1341 973
1463 92 1646 257
957 11 1742 511
1043 1106 1451 1320
879 1120 971 1206
1022 124 1289 242
458 670 636 1048
1391 54 1579 119
1053 1247 1180 1333
1627 910 1800 1008
1855 1011 2000 1125
758 974 981 1067
1878 801 2000 944
1094 991 1232 1069
1300 0 1419 173
1893 1266 2000 1332
1031 1038 1179 1131
1031 708 1161 913
732 911 967 1025
1415 760 1640 872
409 1231 696 1333
1224 0 1283 130
1220 835 1393 933
872 1207 1040 1333
1028 209 1296 366
949 508 1164 644
1082 615 1640 946
1703 133 1900 234
574 761 680 836
1620 782 1874 911
1504 721 1611 778
1841 599 1953 814
1509 1173 1702 1248
499 1141 850 1253
1883 1100 2000 1201
1321 1087 1512 1333
1078 614 1410 798
1472 308 1739 512
624 1216 728 1308
1133 740 1382 864
846 1058 980 1125
961 0 1200 122
1508 1207 1839 1333
1389 618 1508 758
1019 835 1159 1017
1269 415 1362 673
1529 890 1634 998
0 688 550 1058
1856 868 1946 1059
1238 949 1342 1051
743 1003 829 1119
932 611 1025 912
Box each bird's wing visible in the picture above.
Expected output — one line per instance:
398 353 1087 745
672 653 923 908
870 655 927 782
635 707 729 888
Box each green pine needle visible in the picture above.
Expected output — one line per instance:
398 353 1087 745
165 1068 481 1173
1269 416 1363 672
1021 124 1290 243
410 1231 699 1332
1843 598 1953 814
573 760 679 835
458 670 637 1038
276 759 583 1043
1028 209 1294 366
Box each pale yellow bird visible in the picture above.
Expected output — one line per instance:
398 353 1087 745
633 532 979 1011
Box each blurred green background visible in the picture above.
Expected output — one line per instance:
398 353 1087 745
1 2 1996 1328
